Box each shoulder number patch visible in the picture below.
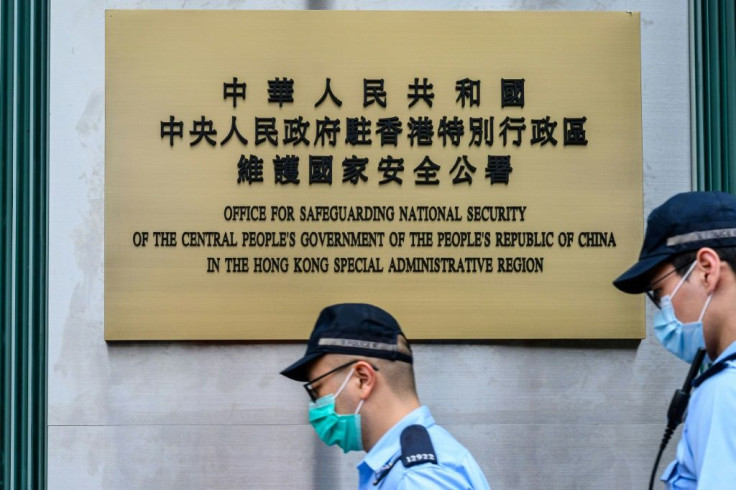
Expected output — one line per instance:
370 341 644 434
400 424 438 468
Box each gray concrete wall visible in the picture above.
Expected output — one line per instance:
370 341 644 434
48 0 691 488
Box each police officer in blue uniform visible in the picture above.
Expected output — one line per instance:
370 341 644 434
614 191 736 488
281 303 491 489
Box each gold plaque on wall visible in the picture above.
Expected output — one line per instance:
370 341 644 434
105 10 643 340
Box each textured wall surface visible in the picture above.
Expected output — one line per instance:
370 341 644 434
49 0 691 488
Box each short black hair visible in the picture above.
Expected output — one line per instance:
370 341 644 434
669 245 736 276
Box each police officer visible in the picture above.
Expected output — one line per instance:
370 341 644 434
614 191 736 488
280 303 491 489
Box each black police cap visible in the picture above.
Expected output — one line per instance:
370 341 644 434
614 191 736 294
280 303 412 381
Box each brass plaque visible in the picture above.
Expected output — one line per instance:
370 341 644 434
105 10 643 340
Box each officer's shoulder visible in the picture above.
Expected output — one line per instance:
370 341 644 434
400 424 438 468
695 364 736 405
709 362 736 385
715 363 736 388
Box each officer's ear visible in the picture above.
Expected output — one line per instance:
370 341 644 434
354 360 377 398
697 248 721 293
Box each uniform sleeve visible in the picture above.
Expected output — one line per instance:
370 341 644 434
395 459 490 490
692 370 736 489
396 464 472 490
660 448 697 489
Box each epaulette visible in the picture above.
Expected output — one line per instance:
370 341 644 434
373 425 438 486
400 424 438 468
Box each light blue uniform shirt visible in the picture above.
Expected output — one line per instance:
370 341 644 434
662 341 736 489
357 405 490 489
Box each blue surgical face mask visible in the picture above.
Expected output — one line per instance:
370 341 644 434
653 261 712 363
308 367 364 453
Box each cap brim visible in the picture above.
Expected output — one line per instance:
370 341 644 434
279 351 324 381
613 254 670 294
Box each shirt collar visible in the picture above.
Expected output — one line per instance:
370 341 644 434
714 340 736 363
358 405 435 473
